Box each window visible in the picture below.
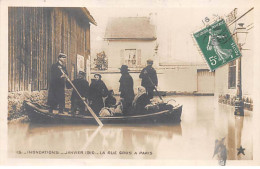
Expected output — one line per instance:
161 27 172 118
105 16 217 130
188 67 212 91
228 60 236 89
120 49 141 67
124 49 137 67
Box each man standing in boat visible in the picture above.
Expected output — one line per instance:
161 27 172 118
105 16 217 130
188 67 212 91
67 71 89 116
47 53 68 114
119 65 135 114
139 59 158 99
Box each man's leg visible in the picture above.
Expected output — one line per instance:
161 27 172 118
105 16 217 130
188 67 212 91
146 87 154 99
49 102 57 113
71 99 76 115
58 102 65 114
78 100 86 115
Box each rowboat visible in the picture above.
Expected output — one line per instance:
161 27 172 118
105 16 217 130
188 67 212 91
23 101 182 125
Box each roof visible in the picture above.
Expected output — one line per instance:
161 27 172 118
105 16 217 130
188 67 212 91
81 8 97 26
104 17 156 40
62 7 97 26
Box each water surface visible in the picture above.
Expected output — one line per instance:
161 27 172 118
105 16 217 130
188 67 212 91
8 96 253 160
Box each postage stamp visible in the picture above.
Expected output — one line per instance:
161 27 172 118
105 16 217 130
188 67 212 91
193 19 241 71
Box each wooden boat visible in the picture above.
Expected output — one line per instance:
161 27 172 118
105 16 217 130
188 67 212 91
23 101 182 125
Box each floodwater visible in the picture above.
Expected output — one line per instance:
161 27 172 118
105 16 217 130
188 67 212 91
8 96 253 161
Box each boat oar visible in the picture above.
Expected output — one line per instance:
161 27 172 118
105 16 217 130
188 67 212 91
146 73 164 102
58 67 103 126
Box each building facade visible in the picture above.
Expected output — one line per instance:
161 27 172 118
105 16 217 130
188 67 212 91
103 17 158 70
8 7 96 92
215 8 254 111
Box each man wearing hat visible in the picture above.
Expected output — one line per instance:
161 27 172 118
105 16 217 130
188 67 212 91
47 53 68 114
139 59 158 99
119 65 135 114
67 71 89 116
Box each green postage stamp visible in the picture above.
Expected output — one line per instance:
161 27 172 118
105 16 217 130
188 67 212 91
193 19 241 71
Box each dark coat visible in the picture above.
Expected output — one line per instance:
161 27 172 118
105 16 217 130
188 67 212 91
139 66 158 88
47 62 68 108
119 72 135 104
67 78 89 100
134 93 150 113
89 79 108 114
105 96 117 108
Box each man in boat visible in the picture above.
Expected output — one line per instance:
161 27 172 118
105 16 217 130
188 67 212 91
47 53 68 114
67 71 89 116
104 90 117 108
139 59 158 99
89 74 109 115
119 65 135 115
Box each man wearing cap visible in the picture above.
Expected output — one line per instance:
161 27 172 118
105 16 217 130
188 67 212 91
139 59 158 99
47 53 68 114
119 65 135 114
67 71 89 116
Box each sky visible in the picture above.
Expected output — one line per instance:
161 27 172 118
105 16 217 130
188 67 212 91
87 2 253 64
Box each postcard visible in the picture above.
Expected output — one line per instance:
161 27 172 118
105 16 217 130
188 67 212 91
0 0 260 166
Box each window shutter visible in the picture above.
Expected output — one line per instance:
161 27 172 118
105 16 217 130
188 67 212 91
120 49 124 65
137 49 141 66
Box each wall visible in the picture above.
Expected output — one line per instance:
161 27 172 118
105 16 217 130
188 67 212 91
104 40 158 69
91 66 213 95
8 7 91 92
158 67 197 92
197 70 215 93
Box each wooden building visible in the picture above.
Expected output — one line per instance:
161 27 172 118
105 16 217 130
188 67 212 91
8 7 96 92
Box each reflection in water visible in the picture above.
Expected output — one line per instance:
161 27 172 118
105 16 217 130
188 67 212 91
8 123 182 159
227 116 249 160
215 98 253 161
8 96 253 160
235 116 244 160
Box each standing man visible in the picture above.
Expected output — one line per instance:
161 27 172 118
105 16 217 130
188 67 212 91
139 59 158 99
119 65 135 114
67 71 89 116
47 53 68 114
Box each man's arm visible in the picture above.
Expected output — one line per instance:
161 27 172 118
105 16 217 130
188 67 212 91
154 70 158 86
83 81 90 98
139 68 145 78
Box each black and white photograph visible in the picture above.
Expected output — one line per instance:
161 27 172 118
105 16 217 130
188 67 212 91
0 0 260 166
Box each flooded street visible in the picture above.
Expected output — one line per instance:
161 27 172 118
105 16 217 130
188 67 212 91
8 96 253 161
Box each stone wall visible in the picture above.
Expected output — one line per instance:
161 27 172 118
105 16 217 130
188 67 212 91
8 89 72 121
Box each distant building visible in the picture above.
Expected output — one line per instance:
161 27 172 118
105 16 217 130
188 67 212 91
8 7 96 92
104 17 157 70
215 8 254 111
91 63 215 95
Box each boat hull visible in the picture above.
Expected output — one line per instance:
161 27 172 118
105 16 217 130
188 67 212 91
24 101 182 125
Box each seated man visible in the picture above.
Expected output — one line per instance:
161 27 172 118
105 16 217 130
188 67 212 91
67 71 89 116
132 86 151 114
105 90 117 108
